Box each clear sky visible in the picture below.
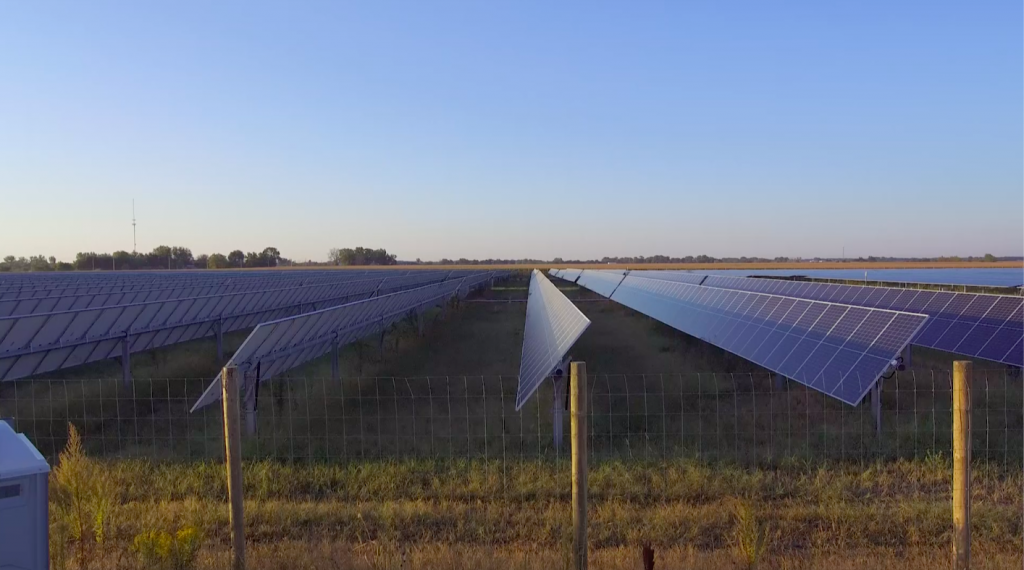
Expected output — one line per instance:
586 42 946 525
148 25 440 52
1 2 1021 262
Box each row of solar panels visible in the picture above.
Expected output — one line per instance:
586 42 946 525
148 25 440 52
0 270 409 300
552 269 1023 369
0 270 505 382
191 271 506 410
545 268 1020 406
0 269 481 296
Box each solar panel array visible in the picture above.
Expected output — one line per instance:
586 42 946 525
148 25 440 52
649 273 1024 367
574 272 928 405
0 270 504 381
191 278 484 411
517 270 591 410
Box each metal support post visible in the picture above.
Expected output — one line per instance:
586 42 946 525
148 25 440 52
221 365 246 570
903 345 912 368
243 372 257 436
331 336 340 383
553 375 567 453
570 361 588 570
121 334 132 389
952 361 971 570
871 380 882 438
216 320 224 362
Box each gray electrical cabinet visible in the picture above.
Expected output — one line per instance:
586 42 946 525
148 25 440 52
0 421 50 570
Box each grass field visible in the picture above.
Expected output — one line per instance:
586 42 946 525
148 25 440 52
50 454 1024 569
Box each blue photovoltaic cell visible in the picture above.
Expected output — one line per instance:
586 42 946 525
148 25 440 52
592 275 927 405
191 279 475 411
686 274 1023 367
517 270 591 410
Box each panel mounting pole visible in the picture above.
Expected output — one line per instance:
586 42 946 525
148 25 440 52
952 360 972 570
331 334 340 383
871 380 882 438
215 320 224 362
243 371 257 437
121 334 132 389
570 361 588 570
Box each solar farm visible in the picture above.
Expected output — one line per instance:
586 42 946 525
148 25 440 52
1 267 1021 568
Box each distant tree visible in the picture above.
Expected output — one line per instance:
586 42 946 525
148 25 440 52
29 255 52 271
207 253 230 269
261 247 281 267
228 250 245 267
170 246 193 269
983 253 997 262
194 254 209 269
329 247 397 266
55 261 74 271
112 250 132 270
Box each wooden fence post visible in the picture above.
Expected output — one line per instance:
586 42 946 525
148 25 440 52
952 360 971 570
571 361 588 570
222 365 246 570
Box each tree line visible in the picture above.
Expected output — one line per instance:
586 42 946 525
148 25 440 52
0 246 288 272
1 247 1010 273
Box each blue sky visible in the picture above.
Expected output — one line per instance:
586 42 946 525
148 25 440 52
1 2 1021 262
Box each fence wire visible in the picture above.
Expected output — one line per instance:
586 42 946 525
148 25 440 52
1 370 1021 470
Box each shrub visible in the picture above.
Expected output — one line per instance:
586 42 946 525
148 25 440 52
50 423 119 569
733 500 770 569
131 526 202 570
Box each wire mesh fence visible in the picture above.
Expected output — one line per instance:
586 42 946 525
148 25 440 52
1 370 1021 469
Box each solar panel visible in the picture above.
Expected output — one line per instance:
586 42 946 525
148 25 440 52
558 269 583 282
574 270 626 298
597 274 927 405
694 275 1024 367
516 270 591 410
626 270 706 285
191 279 465 411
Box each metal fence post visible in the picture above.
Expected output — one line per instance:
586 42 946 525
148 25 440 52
571 361 588 570
221 365 246 570
952 361 971 570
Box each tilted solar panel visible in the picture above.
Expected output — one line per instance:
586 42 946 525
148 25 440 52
191 279 465 411
559 269 582 282
697 275 1023 367
575 270 627 298
517 270 591 410
599 275 927 405
628 270 706 285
